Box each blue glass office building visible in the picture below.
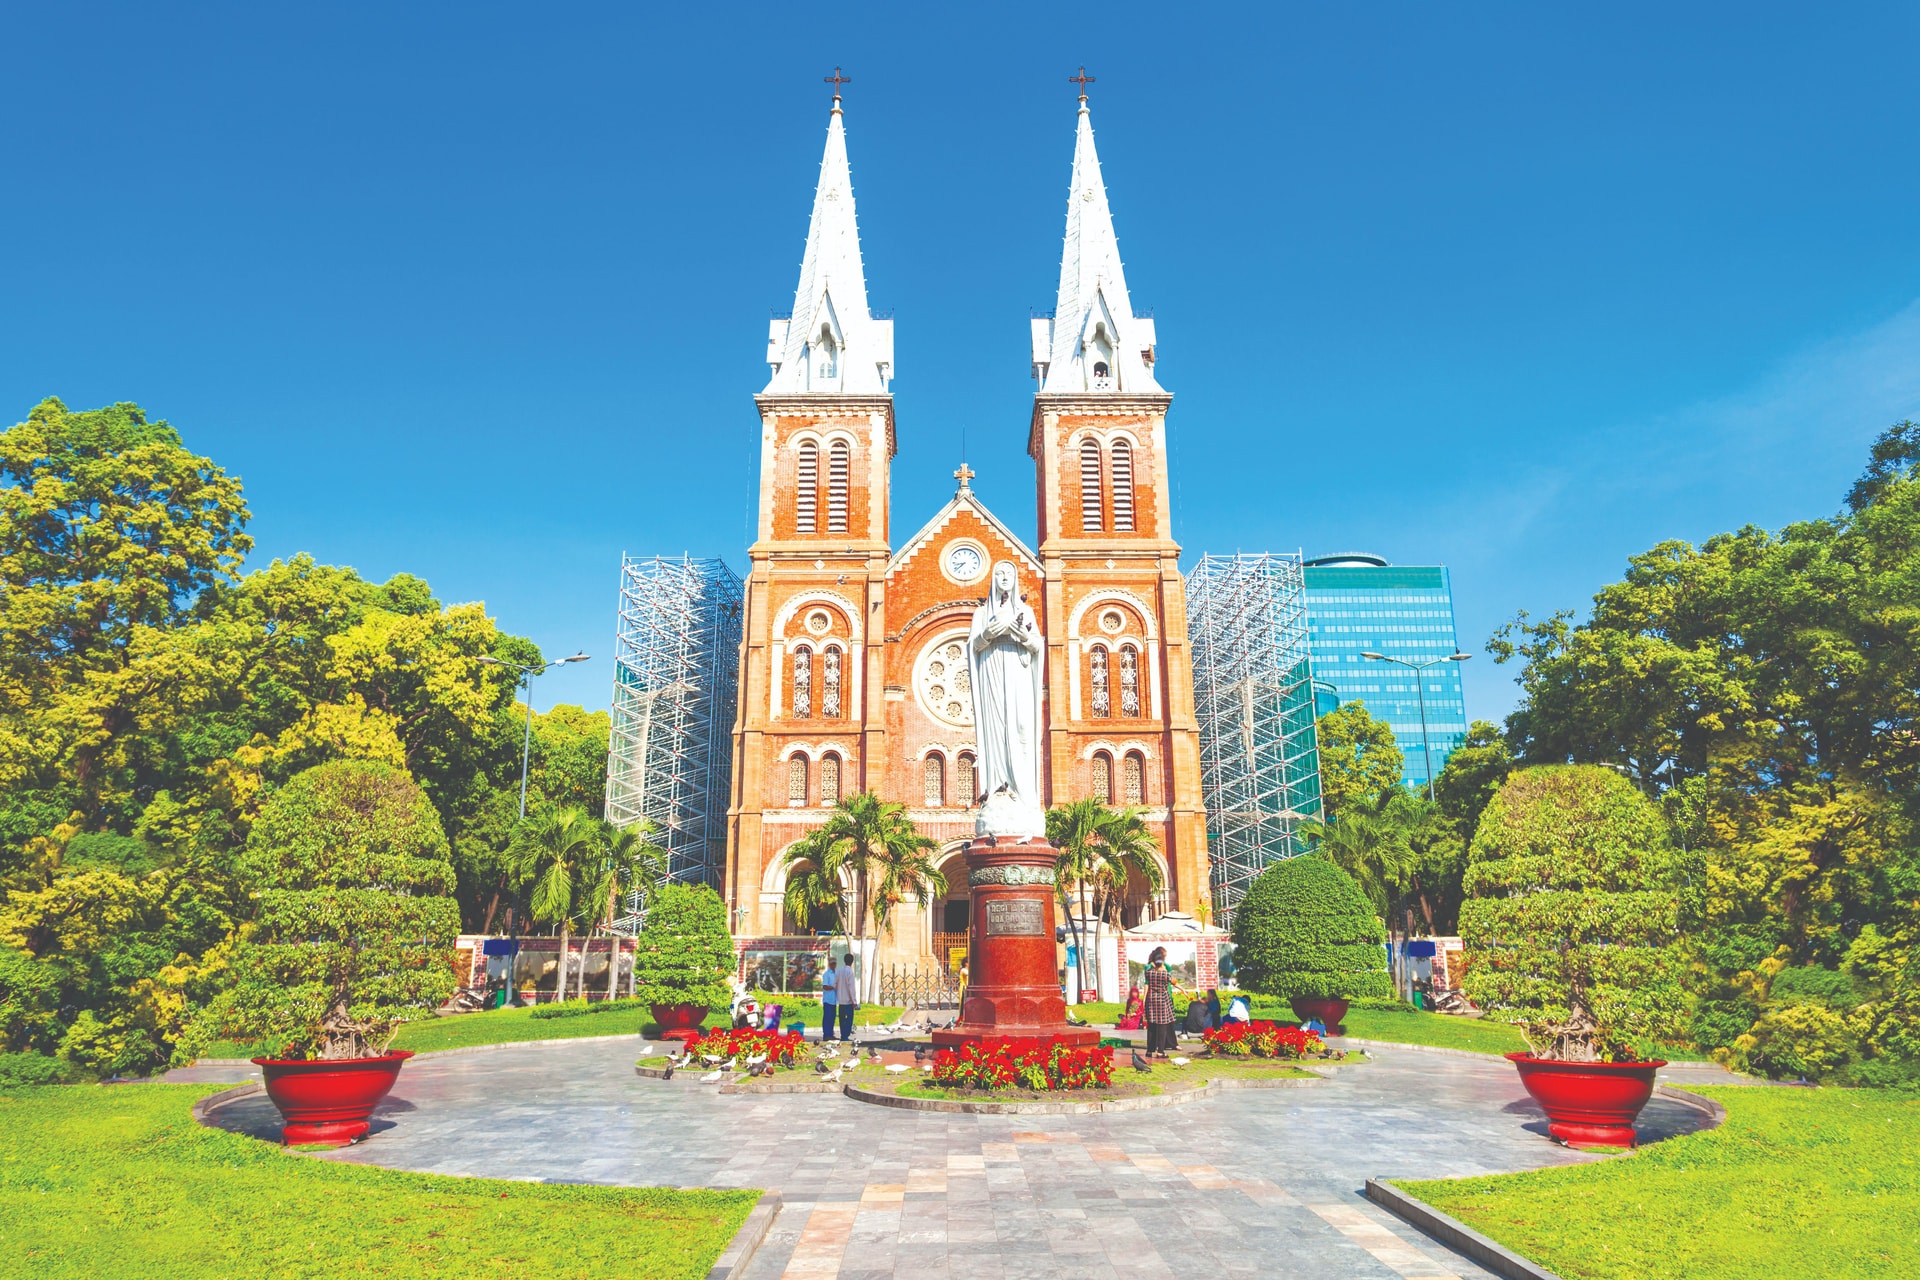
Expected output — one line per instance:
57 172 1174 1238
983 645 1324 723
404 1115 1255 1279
1302 554 1467 791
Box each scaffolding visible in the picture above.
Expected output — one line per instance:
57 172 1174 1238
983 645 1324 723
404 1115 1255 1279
605 555 743 897
1185 552 1324 928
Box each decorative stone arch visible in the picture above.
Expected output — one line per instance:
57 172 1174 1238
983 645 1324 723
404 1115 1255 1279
788 426 861 453
1066 589 1162 722
770 588 864 722
761 841 853 936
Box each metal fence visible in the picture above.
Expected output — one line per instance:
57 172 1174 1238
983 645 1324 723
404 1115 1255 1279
874 963 961 1010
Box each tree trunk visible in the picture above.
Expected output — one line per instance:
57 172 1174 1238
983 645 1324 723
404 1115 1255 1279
605 885 622 1002
481 885 501 936
556 918 571 1003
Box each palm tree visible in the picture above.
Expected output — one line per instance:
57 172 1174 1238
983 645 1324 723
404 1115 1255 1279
507 807 599 1003
1048 801 1167 994
1048 799 1107 990
781 792 938 1000
1298 787 1422 918
588 821 669 1000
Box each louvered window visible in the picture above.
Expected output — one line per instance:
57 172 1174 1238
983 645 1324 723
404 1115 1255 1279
1092 752 1113 805
957 753 976 806
828 441 850 533
1111 440 1134 531
822 648 842 718
796 442 818 533
1080 438 1103 531
923 754 945 807
1123 753 1145 806
788 756 808 804
821 754 841 805
1089 646 1110 718
1119 646 1140 717
792 646 812 718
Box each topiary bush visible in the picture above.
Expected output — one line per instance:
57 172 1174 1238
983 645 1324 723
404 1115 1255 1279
1230 856 1391 1001
632 883 734 1011
187 760 460 1060
1459 764 1687 1062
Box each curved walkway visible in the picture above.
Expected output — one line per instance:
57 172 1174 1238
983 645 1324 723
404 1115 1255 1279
194 1040 1716 1280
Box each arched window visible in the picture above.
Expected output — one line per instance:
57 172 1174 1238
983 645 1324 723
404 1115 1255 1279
923 753 945 807
1093 360 1110 380
792 645 812 718
1091 751 1113 805
820 753 841 805
1123 752 1145 806
1119 645 1140 717
1089 645 1110 718
827 441 850 533
787 755 809 805
1080 437 1104 531
956 753 977 806
1111 439 1134 531
822 647 842 718
796 442 818 534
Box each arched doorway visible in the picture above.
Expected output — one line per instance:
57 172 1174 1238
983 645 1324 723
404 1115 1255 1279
931 843 971 971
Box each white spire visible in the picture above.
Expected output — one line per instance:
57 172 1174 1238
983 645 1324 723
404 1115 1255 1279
764 90 893 395
1031 95 1160 394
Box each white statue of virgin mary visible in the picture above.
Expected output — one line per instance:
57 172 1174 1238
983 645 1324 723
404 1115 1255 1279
967 561 1046 838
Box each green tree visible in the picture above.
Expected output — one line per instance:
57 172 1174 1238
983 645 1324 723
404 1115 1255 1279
587 822 668 1000
1460 765 1688 1062
1047 800 1165 989
188 761 458 1060
1314 702 1405 819
1231 857 1391 1002
506 807 600 1002
1432 720 1513 847
631 883 734 1012
1298 789 1418 919
781 792 939 945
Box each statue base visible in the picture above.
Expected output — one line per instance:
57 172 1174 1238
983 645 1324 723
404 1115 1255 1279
930 835 1100 1050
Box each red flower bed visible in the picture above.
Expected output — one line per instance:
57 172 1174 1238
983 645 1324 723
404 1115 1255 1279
683 1027 805 1066
1201 1020 1325 1059
928 1037 1115 1091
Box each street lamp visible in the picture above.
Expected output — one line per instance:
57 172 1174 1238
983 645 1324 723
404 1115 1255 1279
1359 649 1471 802
478 652 590 818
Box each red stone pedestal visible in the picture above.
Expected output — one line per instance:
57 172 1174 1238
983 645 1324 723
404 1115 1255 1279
931 836 1100 1050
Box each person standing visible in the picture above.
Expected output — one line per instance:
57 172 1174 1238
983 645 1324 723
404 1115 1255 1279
820 954 839 1041
1143 946 1177 1058
834 952 859 1042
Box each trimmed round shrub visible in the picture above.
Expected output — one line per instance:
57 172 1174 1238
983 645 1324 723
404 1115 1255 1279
1459 764 1687 1062
632 883 735 1011
190 760 460 1060
1230 856 1391 1001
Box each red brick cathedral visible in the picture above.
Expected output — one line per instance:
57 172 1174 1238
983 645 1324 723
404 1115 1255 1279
724 84 1209 963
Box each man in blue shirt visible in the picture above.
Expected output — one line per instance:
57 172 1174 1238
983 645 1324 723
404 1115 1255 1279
820 954 838 1040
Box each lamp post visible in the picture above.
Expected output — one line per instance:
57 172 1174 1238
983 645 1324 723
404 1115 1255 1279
1359 649 1471 802
479 652 590 819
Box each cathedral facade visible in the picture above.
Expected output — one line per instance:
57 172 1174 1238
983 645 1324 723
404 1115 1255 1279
723 87 1209 961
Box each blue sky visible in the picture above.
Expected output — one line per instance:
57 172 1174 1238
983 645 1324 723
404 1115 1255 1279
5 5 1918 725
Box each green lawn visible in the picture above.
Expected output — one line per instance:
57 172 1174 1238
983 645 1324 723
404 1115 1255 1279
0 1084 756 1279
1403 1086 1920 1279
1338 1006 1531 1055
202 1000 909 1060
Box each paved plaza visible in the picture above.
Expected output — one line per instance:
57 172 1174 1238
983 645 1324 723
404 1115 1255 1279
182 1039 1734 1279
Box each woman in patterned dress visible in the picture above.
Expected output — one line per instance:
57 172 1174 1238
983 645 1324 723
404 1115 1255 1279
1143 946 1178 1057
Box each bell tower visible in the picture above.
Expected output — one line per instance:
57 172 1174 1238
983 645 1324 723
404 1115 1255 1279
1029 85 1211 917
726 77 896 935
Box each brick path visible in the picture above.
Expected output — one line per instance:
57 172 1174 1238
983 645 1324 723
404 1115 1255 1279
191 1040 1722 1279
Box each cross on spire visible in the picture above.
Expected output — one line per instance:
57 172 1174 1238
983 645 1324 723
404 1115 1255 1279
824 66 851 103
953 463 976 492
1069 66 1095 102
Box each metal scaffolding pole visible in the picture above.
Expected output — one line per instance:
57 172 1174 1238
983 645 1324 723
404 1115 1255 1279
604 554 743 907
1185 552 1324 928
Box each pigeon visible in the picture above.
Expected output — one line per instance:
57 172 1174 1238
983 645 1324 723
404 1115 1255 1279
639 1044 655 1056
885 1063 911 1073
1170 1056 1190 1066
869 1048 883 1063
661 1066 675 1081
700 1069 723 1083
814 1058 832 1075
721 1056 739 1072
1131 1050 1151 1072
913 1046 929 1064
823 1064 846 1084
746 1053 768 1068
702 1054 723 1065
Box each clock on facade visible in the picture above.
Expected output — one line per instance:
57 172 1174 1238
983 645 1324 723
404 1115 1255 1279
946 543 984 582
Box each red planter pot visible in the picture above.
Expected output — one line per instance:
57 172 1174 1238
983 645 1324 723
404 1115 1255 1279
1507 1053 1666 1149
1289 996 1350 1035
651 1002 709 1044
251 1051 413 1147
